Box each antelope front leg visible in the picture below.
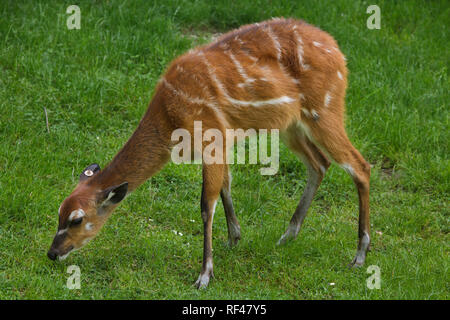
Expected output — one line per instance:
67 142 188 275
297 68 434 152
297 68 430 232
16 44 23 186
194 164 223 289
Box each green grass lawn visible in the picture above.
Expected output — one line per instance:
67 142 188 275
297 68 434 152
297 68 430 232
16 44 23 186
0 0 448 299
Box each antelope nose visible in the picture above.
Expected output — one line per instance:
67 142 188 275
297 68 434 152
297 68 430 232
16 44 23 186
47 250 57 261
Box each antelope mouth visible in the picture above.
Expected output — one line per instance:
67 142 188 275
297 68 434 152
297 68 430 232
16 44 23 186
57 245 74 261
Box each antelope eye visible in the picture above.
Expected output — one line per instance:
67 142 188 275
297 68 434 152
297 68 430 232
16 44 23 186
70 217 83 226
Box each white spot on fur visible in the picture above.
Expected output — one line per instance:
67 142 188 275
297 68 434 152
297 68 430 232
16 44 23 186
302 109 311 118
85 222 94 231
57 228 67 236
324 92 332 107
340 163 355 177
311 109 319 120
234 36 244 46
337 71 343 80
299 93 305 101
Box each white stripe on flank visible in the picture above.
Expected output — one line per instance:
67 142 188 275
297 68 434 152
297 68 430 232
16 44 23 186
162 77 227 126
264 26 282 60
227 51 255 85
262 25 300 86
313 41 333 53
241 50 258 62
292 30 310 70
200 52 294 108
162 78 216 108
259 63 296 87
200 51 229 98
227 96 295 107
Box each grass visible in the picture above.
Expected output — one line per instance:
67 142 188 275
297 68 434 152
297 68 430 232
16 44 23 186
0 0 448 299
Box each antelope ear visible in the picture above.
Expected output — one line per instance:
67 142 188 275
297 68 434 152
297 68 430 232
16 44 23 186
100 182 128 206
79 163 101 182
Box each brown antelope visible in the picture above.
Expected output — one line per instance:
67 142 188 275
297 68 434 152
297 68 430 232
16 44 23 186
48 18 371 289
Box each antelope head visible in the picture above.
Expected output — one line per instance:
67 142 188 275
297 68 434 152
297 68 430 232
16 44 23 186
47 164 128 261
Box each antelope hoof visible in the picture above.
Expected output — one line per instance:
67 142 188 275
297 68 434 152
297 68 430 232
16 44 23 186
228 225 241 247
348 255 366 268
277 225 299 245
228 237 240 247
194 270 214 289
